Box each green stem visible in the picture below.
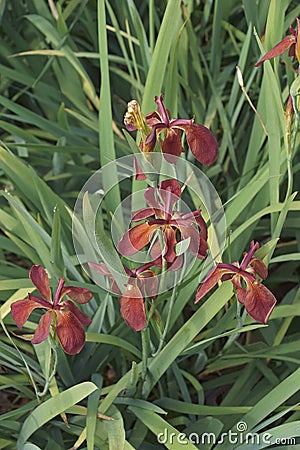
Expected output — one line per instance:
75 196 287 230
222 300 246 352
152 271 178 357
141 327 149 384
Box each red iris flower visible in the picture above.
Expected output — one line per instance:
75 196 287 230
256 18 300 66
124 94 218 166
89 262 158 332
11 265 93 354
118 179 208 266
195 241 277 324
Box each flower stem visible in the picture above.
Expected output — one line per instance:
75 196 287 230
223 299 246 352
152 271 178 357
141 327 149 384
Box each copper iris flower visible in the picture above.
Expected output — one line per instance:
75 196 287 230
118 179 208 267
11 265 93 354
195 241 277 324
89 262 158 332
256 18 300 66
124 94 218 166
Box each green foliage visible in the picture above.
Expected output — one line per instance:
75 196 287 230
0 0 299 449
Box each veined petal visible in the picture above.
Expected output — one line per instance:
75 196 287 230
11 297 50 329
144 123 166 152
62 286 93 304
29 265 52 302
145 110 162 126
249 257 268 280
255 35 296 66
118 223 159 256
31 311 53 344
243 282 277 324
161 129 183 162
185 124 218 166
192 211 208 240
120 285 146 331
195 266 234 303
63 300 92 326
163 227 178 263
56 310 86 354
179 225 207 259
232 274 247 304
131 207 157 222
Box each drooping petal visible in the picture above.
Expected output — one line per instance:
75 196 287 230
255 35 296 66
249 257 268 280
119 284 146 331
145 110 162 127
118 223 159 256
179 225 207 259
31 311 53 344
161 128 184 162
29 265 52 302
62 300 92 326
195 266 234 303
232 274 247 304
192 211 208 241
56 310 86 354
163 227 178 263
243 282 277 324
144 123 166 152
185 124 218 166
11 297 50 329
131 207 157 222
62 286 93 304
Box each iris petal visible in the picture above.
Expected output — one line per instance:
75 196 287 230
185 124 218 166
56 310 86 355
63 300 92 326
29 265 52 302
255 35 296 67
31 311 53 344
120 285 146 331
243 282 277 324
11 297 50 329
118 223 159 256
161 129 183 161
62 286 93 304
195 267 234 303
